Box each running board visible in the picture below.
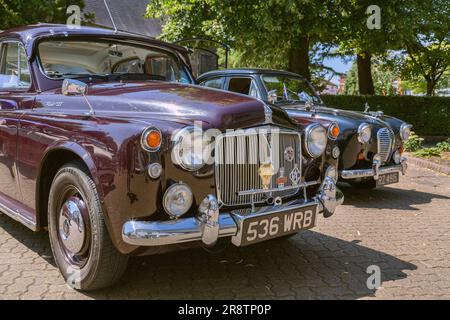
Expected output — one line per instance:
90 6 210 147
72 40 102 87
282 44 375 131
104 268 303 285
0 201 37 231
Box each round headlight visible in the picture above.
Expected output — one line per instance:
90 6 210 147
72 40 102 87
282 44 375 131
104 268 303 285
400 123 412 141
357 123 372 144
305 124 327 158
172 126 209 171
163 183 193 218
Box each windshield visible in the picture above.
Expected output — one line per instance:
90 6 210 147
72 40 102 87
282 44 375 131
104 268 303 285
261 75 322 104
37 40 192 83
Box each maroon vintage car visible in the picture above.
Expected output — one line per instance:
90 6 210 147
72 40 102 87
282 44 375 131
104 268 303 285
0 24 343 290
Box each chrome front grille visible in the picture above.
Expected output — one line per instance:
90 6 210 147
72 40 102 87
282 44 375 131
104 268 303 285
215 127 302 206
377 128 394 163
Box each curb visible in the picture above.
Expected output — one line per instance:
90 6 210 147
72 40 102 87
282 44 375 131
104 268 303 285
407 156 450 176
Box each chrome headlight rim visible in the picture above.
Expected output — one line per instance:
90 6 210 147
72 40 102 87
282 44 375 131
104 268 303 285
163 182 193 218
171 126 206 172
304 123 327 158
357 123 372 144
400 123 413 141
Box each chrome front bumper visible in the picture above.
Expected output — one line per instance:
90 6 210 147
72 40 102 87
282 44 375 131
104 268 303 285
122 177 344 247
340 156 407 180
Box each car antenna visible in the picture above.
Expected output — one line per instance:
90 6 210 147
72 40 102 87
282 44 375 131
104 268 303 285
103 0 118 34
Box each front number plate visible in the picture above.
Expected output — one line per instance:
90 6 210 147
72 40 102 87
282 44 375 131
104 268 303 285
234 205 317 246
376 172 399 186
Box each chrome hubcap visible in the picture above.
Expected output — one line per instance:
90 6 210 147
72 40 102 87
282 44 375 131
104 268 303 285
58 197 87 254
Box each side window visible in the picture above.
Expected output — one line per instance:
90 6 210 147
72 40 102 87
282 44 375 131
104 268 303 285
200 77 225 89
228 77 256 96
0 42 31 90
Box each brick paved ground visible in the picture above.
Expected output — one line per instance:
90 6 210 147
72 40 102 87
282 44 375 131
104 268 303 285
1 165 449 300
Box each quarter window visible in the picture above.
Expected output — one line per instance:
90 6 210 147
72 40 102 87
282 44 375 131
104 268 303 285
228 77 260 98
0 42 31 90
200 77 225 89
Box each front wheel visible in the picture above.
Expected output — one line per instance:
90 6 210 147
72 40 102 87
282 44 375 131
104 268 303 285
48 161 128 291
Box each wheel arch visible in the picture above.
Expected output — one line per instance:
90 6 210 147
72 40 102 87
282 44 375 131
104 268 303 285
36 142 103 230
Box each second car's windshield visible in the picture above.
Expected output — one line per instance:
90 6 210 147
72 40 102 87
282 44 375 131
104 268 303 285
37 40 192 83
261 75 322 104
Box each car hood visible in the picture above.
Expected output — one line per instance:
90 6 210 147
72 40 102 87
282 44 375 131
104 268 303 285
281 104 393 133
58 81 295 131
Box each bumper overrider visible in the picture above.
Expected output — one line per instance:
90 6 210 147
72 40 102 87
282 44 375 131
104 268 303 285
340 156 407 180
122 177 343 247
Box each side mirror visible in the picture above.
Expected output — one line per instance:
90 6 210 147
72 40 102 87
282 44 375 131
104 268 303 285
267 90 278 104
62 79 88 96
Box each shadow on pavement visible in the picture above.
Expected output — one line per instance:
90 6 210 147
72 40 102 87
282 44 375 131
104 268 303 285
89 230 417 300
339 183 450 211
0 213 417 300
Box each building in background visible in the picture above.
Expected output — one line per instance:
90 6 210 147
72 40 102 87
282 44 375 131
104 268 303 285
337 75 346 94
83 0 162 37
320 80 339 95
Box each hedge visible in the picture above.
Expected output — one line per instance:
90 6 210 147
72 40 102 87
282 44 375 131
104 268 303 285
321 95 450 137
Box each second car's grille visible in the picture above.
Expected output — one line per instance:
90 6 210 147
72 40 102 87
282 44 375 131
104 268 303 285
215 127 302 206
377 128 394 163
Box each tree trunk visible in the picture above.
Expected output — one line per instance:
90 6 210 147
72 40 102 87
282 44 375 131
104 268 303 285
356 51 375 95
288 36 311 81
426 79 436 96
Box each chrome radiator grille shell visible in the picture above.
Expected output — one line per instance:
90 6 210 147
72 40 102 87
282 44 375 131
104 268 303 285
215 127 302 207
377 128 394 163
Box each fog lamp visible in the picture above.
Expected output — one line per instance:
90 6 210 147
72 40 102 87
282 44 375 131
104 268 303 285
332 146 341 159
163 183 193 218
147 163 162 179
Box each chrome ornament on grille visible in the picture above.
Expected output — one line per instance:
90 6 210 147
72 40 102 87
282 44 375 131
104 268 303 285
284 146 295 162
289 165 301 186
259 162 275 189
276 167 287 188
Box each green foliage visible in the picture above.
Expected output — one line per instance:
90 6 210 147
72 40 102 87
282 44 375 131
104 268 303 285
436 139 450 152
321 95 450 136
0 0 91 30
413 147 441 158
146 0 350 79
404 132 424 152
345 57 399 95
388 0 450 96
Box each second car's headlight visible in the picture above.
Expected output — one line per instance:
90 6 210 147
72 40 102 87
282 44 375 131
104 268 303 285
172 126 208 171
305 124 327 158
400 123 412 141
357 123 372 144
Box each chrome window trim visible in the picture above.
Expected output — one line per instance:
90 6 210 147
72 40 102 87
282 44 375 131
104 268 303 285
0 40 33 92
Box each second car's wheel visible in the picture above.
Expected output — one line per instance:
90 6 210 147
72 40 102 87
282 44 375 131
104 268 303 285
348 178 377 189
48 161 128 291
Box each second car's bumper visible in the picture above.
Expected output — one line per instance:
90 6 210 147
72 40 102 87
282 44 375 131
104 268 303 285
122 177 343 247
340 156 407 180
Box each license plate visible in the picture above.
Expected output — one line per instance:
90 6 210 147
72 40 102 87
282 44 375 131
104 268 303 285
233 205 317 246
377 172 399 186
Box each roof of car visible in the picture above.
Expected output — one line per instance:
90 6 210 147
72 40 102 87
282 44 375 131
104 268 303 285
0 23 188 54
198 68 304 80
